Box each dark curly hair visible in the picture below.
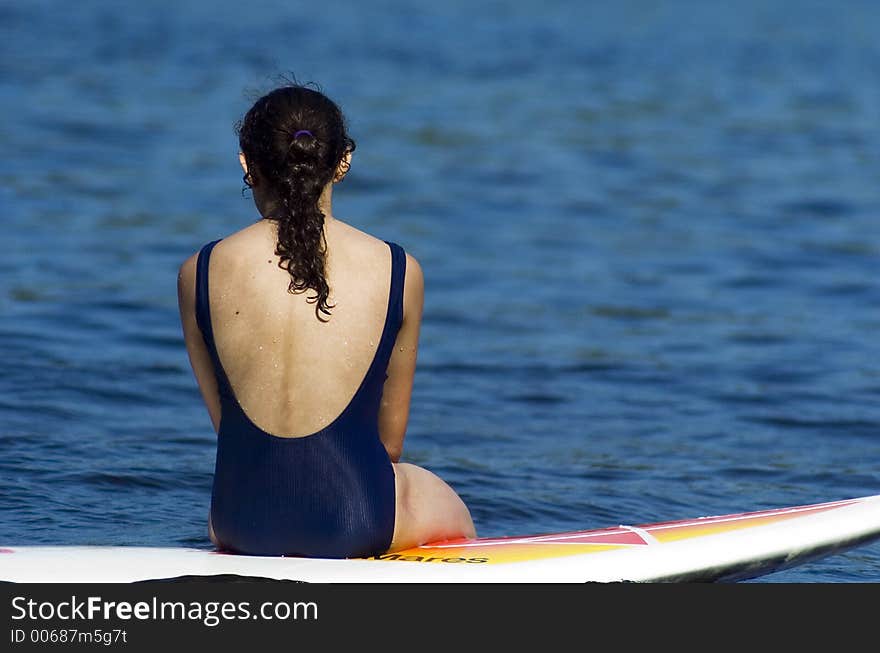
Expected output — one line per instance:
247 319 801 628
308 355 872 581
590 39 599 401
236 82 356 321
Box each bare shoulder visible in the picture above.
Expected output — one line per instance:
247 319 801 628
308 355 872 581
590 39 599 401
327 218 405 272
340 222 422 278
178 250 199 277
330 218 389 250
178 224 268 291
177 250 200 308
402 251 424 323
403 252 423 292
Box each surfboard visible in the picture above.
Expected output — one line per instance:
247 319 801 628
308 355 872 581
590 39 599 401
3 494 880 583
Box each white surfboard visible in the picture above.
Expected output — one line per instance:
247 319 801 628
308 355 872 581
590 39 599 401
3 494 880 583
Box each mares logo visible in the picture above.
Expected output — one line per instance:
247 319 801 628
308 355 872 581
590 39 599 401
370 554 489 564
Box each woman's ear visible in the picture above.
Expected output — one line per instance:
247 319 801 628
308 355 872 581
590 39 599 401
239 151 257 187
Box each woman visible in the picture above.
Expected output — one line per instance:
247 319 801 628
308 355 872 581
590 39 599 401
177 82 476 558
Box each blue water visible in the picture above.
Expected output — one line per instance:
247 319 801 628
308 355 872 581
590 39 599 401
2 0 879 582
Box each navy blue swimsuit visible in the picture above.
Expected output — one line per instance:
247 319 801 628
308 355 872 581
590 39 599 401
195 239 404 558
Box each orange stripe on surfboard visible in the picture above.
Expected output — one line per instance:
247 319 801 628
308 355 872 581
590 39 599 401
376 498 860 564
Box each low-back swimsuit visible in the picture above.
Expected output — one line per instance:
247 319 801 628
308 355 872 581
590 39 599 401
195 239 405 557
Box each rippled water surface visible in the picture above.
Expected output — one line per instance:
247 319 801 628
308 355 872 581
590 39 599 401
2 0 880 581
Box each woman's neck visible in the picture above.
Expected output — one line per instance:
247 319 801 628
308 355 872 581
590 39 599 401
254 182 335 223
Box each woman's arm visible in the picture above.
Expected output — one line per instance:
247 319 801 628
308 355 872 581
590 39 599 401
177 252 222 432
377 252 424 462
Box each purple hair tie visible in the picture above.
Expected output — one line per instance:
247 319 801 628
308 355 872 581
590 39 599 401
293 130 313 139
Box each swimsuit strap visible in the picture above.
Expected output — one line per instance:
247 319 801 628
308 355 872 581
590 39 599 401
384 240 406 335
194 239 234 399
336 240 406 410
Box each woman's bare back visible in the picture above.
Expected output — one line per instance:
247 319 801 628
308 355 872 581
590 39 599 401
206 218 395 437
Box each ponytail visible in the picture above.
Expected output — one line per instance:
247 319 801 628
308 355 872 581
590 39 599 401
236 83 356 321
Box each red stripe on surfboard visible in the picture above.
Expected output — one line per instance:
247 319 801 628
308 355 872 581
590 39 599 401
417 497 863 549
420 526 649 548
637 498 859 532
